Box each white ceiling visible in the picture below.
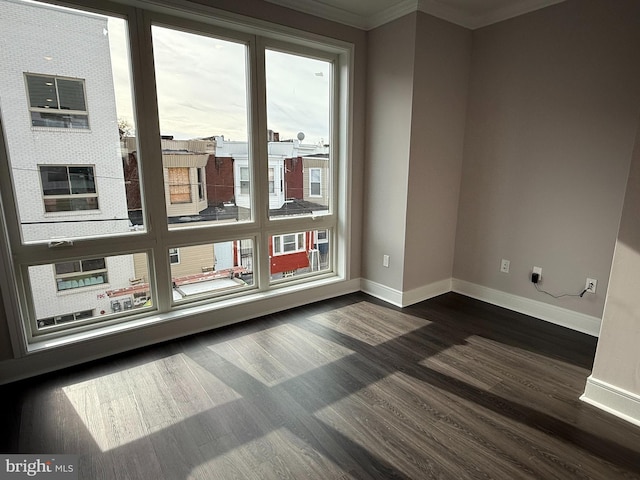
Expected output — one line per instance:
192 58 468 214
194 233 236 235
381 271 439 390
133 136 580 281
264 0 566 30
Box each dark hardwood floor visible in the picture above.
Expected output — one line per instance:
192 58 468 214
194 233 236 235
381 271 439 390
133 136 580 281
2 292 640 479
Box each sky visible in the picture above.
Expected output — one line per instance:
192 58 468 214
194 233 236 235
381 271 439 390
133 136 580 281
108 18 331 144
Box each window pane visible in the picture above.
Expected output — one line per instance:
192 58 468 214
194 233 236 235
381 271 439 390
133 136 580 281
56 78 86 111
26 75 58 109
40 166 70 195
170 240 254 302
266 50 331 219
27 253 153 332
55 261 81 275
69 166 96 194
268 168 275 194
44 197 99 213
81 258 106 271
151 26 251 228
30 111 89 129
270 230 331 281
0 1 144 243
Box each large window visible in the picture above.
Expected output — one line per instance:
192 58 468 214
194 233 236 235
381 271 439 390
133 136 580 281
39 165 98 212
26 74 89 129
0 0 348 347
152 25 251 228
266 49 332 220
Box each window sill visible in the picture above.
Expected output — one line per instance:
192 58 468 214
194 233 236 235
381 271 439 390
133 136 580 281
31 126 91 133
25 273 347 354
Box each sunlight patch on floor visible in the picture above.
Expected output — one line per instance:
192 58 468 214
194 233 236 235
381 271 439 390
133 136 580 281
62 353 243 452
309 301 431 346
207 323 354 387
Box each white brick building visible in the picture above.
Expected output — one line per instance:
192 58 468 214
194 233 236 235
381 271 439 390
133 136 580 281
0 0 136 323
0 0 130 243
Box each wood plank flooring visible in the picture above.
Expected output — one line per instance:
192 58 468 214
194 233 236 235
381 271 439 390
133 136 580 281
1 292 640 479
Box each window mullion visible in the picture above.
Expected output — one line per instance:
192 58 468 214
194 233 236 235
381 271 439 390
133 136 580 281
130 8 172 312
251 36 271 292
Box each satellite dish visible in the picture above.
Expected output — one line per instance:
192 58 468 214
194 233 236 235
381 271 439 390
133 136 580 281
297 132 305 141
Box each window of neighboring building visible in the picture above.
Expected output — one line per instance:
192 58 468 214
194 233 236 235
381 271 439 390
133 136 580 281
272 232 305 255
54 257 107 291
39 165 98 212
268 168 275 194
168 167 191 204
37 309 94 329
239 167 250 194
315 229 328 245
309 167 321 196
26 74 89 129
169 248 180 264
197 168 205 201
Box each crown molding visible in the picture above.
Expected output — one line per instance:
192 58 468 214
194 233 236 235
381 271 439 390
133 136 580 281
263 0 566 31
262 0 370 29
365 0 419 30
463 0 565 29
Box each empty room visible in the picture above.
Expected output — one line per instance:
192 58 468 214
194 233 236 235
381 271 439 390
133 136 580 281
1 0 640 478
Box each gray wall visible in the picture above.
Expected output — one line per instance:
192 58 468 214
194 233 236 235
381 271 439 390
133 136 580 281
363 12 471 294
362 13 416 291
404 12 470 291
453 0 640 318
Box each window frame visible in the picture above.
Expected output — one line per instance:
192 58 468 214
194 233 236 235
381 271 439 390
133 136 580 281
239 166 250 195
167 167 192 204
309 167 321 197
54 257 108 292
39 164 99 213
25 73 89 129
0 0 352 353
272 232 306 256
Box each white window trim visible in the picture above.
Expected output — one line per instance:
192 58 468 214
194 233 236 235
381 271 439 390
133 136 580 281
169 248 180 265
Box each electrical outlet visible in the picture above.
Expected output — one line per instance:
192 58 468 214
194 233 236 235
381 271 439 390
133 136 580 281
383 254 390 268
585 278 597 294
500 259 510 273
533 266 542 281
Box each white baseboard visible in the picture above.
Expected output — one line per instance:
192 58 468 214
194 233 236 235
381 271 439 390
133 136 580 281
581 376 640 428
402 278 452 306
360 278 451 307
452 279 601 337
360 279 404 306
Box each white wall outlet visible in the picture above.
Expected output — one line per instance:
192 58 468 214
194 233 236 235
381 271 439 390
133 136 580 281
533 266 542 280
383 254 390 268
500 259 510 273
586 278 597 294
